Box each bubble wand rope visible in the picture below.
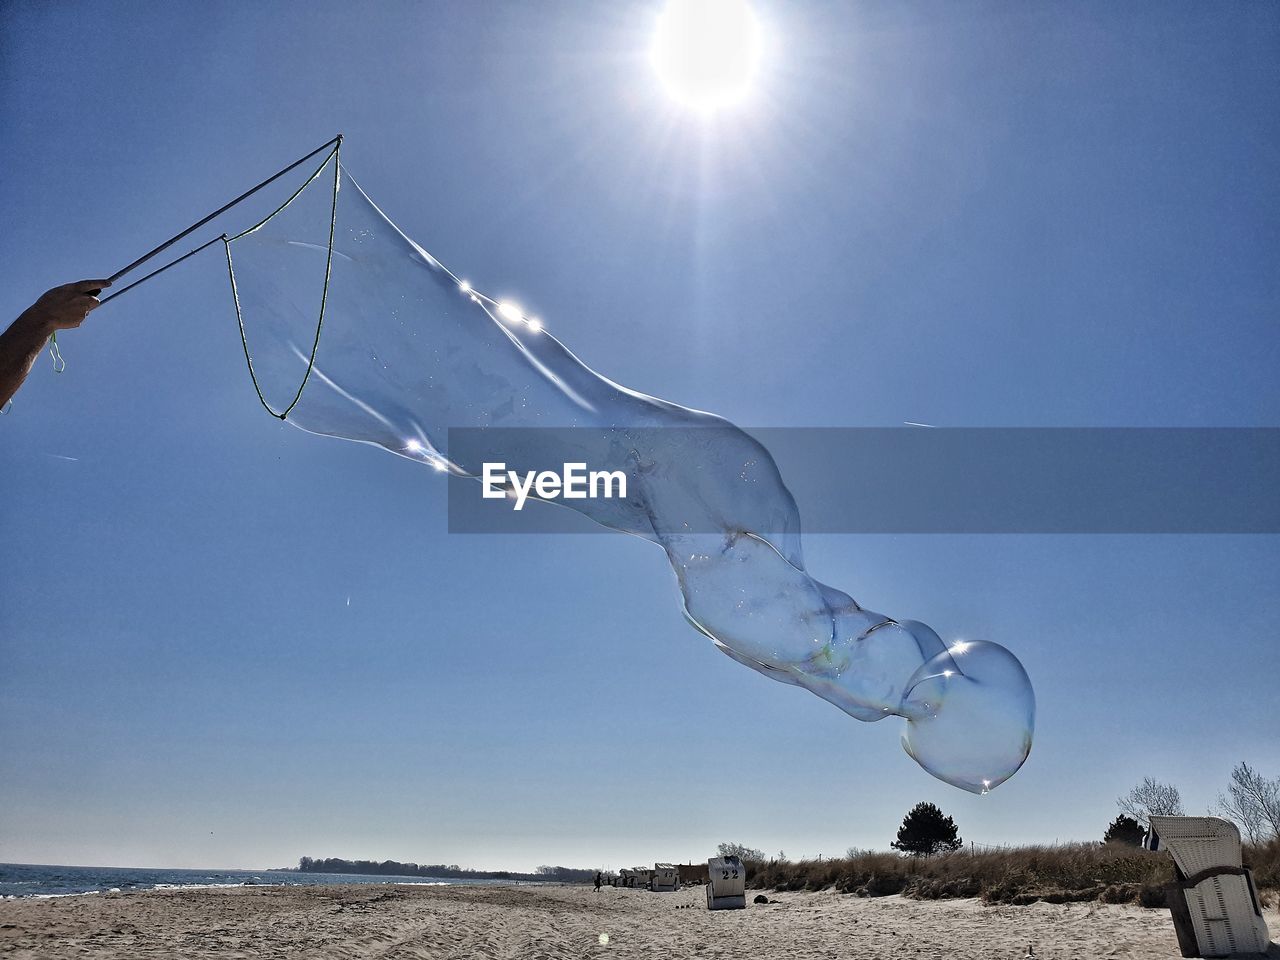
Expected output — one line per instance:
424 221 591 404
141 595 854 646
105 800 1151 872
94 134 342 303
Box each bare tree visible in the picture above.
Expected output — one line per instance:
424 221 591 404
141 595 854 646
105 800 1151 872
716 842 764 861
1216 762 1280 843
1117 777 1184 826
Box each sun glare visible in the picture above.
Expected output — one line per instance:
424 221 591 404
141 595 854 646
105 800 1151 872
651 0 763 112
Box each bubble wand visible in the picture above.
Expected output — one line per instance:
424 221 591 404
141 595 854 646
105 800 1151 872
34 136 342 397
90 133 342 303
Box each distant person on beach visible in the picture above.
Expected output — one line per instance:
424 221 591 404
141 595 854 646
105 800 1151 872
594 872 602 893
0 280 110 407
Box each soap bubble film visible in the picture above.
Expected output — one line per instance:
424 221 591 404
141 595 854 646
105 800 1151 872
227 157 1035 792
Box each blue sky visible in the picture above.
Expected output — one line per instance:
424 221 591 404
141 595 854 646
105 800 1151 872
1 0 1277 871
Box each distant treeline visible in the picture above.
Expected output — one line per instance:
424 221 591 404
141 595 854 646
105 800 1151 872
295 857 594 883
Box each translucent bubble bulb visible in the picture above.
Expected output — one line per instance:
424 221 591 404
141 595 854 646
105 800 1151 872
228 157 1035 792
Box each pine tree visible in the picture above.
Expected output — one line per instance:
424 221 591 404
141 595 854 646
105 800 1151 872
1102 814 1145 846
891 801 962 856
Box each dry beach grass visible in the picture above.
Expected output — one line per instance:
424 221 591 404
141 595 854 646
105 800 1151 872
752 839 1280 907
4 881 1278 959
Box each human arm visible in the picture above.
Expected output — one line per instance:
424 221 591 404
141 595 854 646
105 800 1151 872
0 280 110 407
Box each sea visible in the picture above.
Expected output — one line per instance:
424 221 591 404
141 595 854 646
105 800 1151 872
0 863 514 899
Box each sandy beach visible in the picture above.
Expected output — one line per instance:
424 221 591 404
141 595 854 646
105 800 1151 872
4 882 1274 959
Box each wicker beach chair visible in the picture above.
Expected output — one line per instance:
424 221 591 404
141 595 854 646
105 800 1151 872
706 856 746 910
1149 815 1271 957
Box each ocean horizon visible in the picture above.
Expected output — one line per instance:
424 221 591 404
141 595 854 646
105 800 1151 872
0 863 535 899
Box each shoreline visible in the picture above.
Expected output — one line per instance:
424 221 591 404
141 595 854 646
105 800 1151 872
0 865 547 901
7 881 1270 959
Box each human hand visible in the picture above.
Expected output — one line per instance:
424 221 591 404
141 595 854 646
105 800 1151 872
24 280 112 333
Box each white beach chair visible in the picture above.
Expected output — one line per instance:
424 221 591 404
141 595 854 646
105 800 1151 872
1149 815 1271 957
706 856 746 910
620 867 650 889
651 863 678 892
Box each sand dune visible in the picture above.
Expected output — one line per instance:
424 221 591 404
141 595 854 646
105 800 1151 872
2 882 1277 959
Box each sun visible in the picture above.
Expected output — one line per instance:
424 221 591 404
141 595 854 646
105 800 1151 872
650 0 764 113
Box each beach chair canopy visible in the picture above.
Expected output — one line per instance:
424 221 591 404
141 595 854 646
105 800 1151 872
1151 815 1244 877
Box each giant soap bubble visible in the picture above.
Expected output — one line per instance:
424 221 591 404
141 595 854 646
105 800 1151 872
228 154 1034 792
